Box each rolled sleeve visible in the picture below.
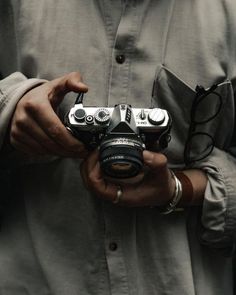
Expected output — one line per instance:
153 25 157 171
0 72 47 148
196 148 236 255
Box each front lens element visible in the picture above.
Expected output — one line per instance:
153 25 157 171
99 137 144 178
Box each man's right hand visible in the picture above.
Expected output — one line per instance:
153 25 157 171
10 72 89 158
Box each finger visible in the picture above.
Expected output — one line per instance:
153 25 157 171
81 155 148 206
82 150 117 201
80 160 89 189
84 152 146 204
82 149 100 185
109 151 168 207
143 150 175 205
12 112 69 155
88 161 118 201
12 110 87 157
116 181 158 207
80 150 99 188
26 100 87 154
10 126 75 157
143 150 173 190
143 150 168 175
50 72 88 106
10 133 46 155
143 150 170 195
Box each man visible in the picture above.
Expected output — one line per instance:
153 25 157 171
0 1 236 294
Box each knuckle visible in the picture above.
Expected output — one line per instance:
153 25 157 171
14 114 28 129
23 99 38 113
10 133 21 148
47 125 62 138
157 154 167 167
87 172 98 190
68 71 82 84
68 142 83 152
10 139 17 149
42 138 57 151
87 170 94 183
10 126 19 140
65 137 84 152
69 71 81 80
9 133 16 145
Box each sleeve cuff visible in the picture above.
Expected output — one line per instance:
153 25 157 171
194 148 236 255
0 72 47 148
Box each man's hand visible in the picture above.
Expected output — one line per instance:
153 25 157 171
10 72 88 158
80 149 176 207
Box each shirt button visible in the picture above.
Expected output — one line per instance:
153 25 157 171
116 54 126 64
109 242 118 251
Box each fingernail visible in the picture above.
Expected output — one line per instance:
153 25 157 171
143 150 154 163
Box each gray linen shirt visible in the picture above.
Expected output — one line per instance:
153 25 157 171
0 1 236 294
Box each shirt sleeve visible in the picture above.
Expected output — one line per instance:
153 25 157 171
0 72 47 149
195 146 236 256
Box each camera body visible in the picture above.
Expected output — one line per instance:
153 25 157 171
66 93 172 178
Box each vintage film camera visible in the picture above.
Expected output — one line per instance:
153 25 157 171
66 93 172 178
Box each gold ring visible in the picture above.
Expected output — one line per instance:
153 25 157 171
113 185 123 204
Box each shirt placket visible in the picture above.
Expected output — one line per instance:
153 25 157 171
107 0 143 107
102 204 130 295
100 1 148 294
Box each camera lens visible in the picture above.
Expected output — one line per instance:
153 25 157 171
99 137 144 178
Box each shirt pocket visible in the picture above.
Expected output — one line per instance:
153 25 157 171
151 65 234 166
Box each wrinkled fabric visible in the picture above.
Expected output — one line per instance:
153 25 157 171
0 0 236 294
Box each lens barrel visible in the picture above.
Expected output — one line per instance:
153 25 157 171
99 137 144 178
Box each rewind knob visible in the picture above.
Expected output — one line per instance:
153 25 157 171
74 108 86 122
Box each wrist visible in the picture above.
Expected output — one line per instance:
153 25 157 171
159 169 201 214
170 169 207 207
174 171 194 207
159 171 183 214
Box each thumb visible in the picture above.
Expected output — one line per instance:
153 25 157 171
50 72 88 106
143 150 168 172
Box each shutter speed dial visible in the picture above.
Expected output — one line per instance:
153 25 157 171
94 108 110 124
148 109 165 125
